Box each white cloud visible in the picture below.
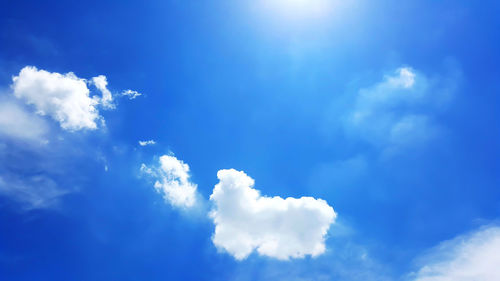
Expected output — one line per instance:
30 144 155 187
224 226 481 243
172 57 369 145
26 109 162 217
209 169 336 260
138 140 156 146
122 89 142 99
411 225 500 281
0 66 141 210
92 75 114 109
0 99 49 142
141 155 197 208
10 66 142 131
11 66 102 131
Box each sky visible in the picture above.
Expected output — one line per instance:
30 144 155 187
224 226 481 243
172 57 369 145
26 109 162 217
0 0 499 280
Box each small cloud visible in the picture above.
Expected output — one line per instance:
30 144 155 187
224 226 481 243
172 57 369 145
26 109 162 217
91 75 114 109
141 155 197 208
209 169 337 260
410 225 500 281
121 89 142 100
138 140 156 146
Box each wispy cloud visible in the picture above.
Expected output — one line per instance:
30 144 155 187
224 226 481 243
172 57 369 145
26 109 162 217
0 98 49 143
0 174 69 210
342 64 461 154
91 75 114 109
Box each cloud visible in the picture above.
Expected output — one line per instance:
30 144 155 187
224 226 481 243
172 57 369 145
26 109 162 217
0 134 92 211
0 174 69 210
387 67 416 88
141 155 197 208
122 89 142 100
138 140 156 146
11 66 102 131
0 66 141 210
0 98 49 142
344 65 459 152
10 66 141 131
388 114 437 146
92 75 114 109
411 225 500 281
209 169 336 260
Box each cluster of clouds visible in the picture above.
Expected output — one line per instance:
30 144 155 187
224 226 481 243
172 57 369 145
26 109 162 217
0 65 141 209
6 63 498 281
141 156 337 260
331 65 500 280
0 65 339 262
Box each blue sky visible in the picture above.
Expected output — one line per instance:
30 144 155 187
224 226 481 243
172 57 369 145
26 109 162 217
0 0 499 280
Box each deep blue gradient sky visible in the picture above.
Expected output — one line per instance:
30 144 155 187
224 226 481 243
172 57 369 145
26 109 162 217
1 0 499 280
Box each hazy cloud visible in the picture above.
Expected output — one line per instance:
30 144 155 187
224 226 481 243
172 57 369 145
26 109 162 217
343 65 460 152
411 225 500 281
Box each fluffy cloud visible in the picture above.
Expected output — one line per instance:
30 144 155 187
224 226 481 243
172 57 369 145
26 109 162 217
209 169 336 260
344 66 459 152
11 66 102 131
10 66 140 131
138 140 156 146
141 155 197 208
412 226 500 281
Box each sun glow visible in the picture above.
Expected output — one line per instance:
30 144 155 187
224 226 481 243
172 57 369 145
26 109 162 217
259 0 335 21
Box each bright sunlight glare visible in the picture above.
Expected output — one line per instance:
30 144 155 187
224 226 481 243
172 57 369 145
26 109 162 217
259 0 335 21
